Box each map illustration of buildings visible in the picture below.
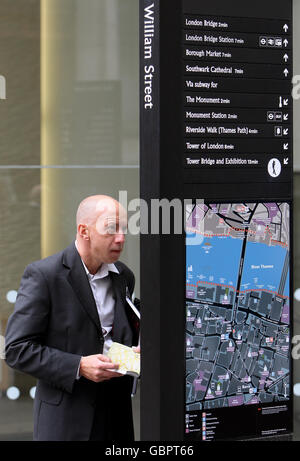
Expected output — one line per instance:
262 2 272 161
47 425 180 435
186 202 290 411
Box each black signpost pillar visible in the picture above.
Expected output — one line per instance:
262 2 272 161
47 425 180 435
140 0 293 441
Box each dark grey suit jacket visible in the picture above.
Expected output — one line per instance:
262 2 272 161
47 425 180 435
5 242 139 441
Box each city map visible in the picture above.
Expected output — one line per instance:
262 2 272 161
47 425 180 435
186 202 290 411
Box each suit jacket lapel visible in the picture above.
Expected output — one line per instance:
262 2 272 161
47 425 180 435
62 242 133 345
63 243 102 333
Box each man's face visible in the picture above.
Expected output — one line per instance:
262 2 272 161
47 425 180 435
88 202 127 264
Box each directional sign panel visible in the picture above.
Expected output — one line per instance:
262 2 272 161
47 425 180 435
182 9 293 192
140 0 293 442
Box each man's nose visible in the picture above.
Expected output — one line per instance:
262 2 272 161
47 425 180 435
114 232 125 243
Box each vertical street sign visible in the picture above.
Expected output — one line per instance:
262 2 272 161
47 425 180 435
140 0 293 441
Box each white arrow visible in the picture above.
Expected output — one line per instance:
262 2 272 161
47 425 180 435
284 158 289 165
283 98 289 106
283 114 289 121
283 68 289 77
283 128 289 135
283 54 289 62
283 143 289 150
283 39 289 47
283 24 289 33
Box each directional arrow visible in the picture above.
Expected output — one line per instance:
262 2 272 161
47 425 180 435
283 53 289 62
283 98 289 106
283 128 289 135
284 158 289 165
283 143 289 150
283 68 289 77
283 113 289 121
283 39 289 47
283 24 289 33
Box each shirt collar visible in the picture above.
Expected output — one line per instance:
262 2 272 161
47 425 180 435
75 240 119 280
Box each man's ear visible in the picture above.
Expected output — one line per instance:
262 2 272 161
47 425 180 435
78 224 90 240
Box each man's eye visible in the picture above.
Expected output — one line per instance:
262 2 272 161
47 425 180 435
106 226 116 234
105 223 127 234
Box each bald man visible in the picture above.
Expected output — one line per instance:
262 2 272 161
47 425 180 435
5 195 140 441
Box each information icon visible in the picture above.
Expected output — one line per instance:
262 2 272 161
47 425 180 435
268 158 281 178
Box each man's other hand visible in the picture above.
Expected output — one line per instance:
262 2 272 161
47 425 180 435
79 354 121 383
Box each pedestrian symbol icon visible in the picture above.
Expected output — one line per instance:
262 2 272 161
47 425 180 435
268 158 281 178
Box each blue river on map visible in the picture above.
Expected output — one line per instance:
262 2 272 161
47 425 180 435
186 234 289 295
186 234 242 287
240 241 289 294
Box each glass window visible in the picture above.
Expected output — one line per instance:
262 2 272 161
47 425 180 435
0 0 140 441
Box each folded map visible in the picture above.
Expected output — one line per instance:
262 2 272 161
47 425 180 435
106 342 140 377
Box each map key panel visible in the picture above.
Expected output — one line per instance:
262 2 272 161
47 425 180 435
185 202 290 440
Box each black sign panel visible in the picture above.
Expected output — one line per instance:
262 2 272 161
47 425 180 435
183 31 291 50
140 0 293 442
182 11 292 191
184 45 291 64
184 108 291 124
185 92 291 107
183 15 291 35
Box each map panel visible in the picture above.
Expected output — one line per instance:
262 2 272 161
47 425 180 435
185 202 290 413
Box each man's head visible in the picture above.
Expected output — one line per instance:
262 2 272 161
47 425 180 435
76 195 127 270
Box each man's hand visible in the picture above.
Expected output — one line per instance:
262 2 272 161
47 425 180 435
132 345 140 354
79 354 122 383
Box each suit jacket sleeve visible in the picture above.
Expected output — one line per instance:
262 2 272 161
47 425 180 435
5 263 81 394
